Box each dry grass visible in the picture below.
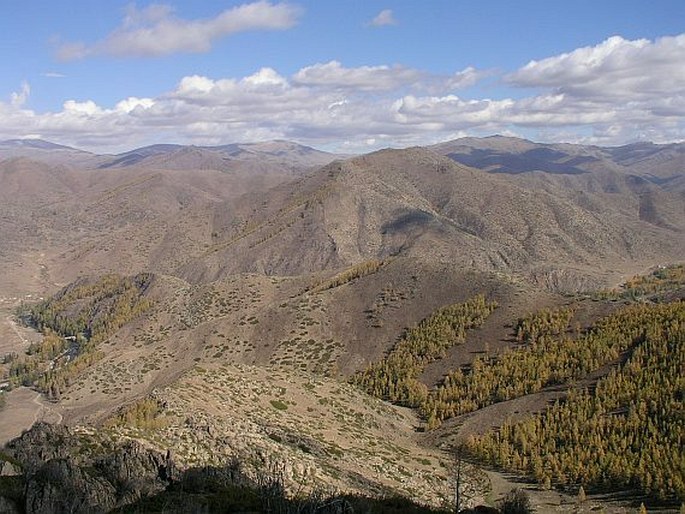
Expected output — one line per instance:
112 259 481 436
103 362 488 509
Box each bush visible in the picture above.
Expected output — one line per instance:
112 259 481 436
498 488 532 514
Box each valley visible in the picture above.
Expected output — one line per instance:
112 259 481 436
0 136 683 513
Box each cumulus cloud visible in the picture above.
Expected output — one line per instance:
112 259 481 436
10 82 30 107
369 9 397 27
293 61 484 94
445 67 484 90
293 61 423 91
56 1 301 60
508 34 685 102
499 34 685 144
63 100 103 116
3 34 685 151
115 97 155 113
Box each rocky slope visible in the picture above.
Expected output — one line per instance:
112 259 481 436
185 146 684 290
1 137 683 512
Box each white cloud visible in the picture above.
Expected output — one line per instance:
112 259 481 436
293 61 483 94
41 72 66 79
445 67 481 89
369 9 397 27
2 34 685 152
242 67 288 88
10 82 30 107
63 100 103 116
115 97 155 114
293 61 423 91
501 33 685 143
56 1 302 60
508 34 685 102
177 75 216 94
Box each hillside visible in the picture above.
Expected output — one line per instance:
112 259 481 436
0 139 105 168
431 135 685 184
0 137 684 512
4 267 682 512
1 139 682 293
99 140 339 173
0 158 297 296
185 146 683 290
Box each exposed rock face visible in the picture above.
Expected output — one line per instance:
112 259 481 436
0 496 21 514
25 459 117 514
2 423 175 513
4 423 73 474
0 460 20 476
95 440 176 505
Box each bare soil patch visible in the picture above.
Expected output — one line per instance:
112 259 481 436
0 388 41 445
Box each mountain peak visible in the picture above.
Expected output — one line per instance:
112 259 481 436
0 138 79 151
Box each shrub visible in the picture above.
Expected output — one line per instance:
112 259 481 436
498 488 532 514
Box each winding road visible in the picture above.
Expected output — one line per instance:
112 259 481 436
7 314 28 345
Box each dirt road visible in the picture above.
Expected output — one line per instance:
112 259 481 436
0 387 63 445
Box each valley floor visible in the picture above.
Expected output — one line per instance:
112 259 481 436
0 387 62 445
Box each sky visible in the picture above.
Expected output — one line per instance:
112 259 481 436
1 0 684 153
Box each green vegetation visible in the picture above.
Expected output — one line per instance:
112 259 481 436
423 270 684 426
420 302 681 426
105 398 168 431
270 399 289 411
498 488 533 514
0 391 5 411
22 273 154 340
8 273 153 399
351 295 497 419
353 271 684 501
514 307 575 344
466 300 685 501
597 264 685 300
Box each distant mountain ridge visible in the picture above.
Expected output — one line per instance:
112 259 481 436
0 138 341 172
2 135 683 181
0 138 101 167
430 135 685 187
1 133 684 512
0 139 79 151
1 136 682 292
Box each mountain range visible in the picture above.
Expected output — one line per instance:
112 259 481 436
0 138 339 172
0 135 683 513
1 136 682 293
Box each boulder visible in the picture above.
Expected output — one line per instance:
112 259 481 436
0 460 20 477
95 440 175 504
25 459 117 514
3 423 73 474
0 496 21 514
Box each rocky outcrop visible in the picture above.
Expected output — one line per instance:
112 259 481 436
25 459 117 514
0 496 21 514
2 423 175 513
95 441 176 505
4 423 73 474
0 460 20 476
0 422 458 513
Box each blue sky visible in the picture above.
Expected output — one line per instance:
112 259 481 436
1 0 684 152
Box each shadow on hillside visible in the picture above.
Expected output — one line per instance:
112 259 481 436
1 424 451 514
115 462 449 514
